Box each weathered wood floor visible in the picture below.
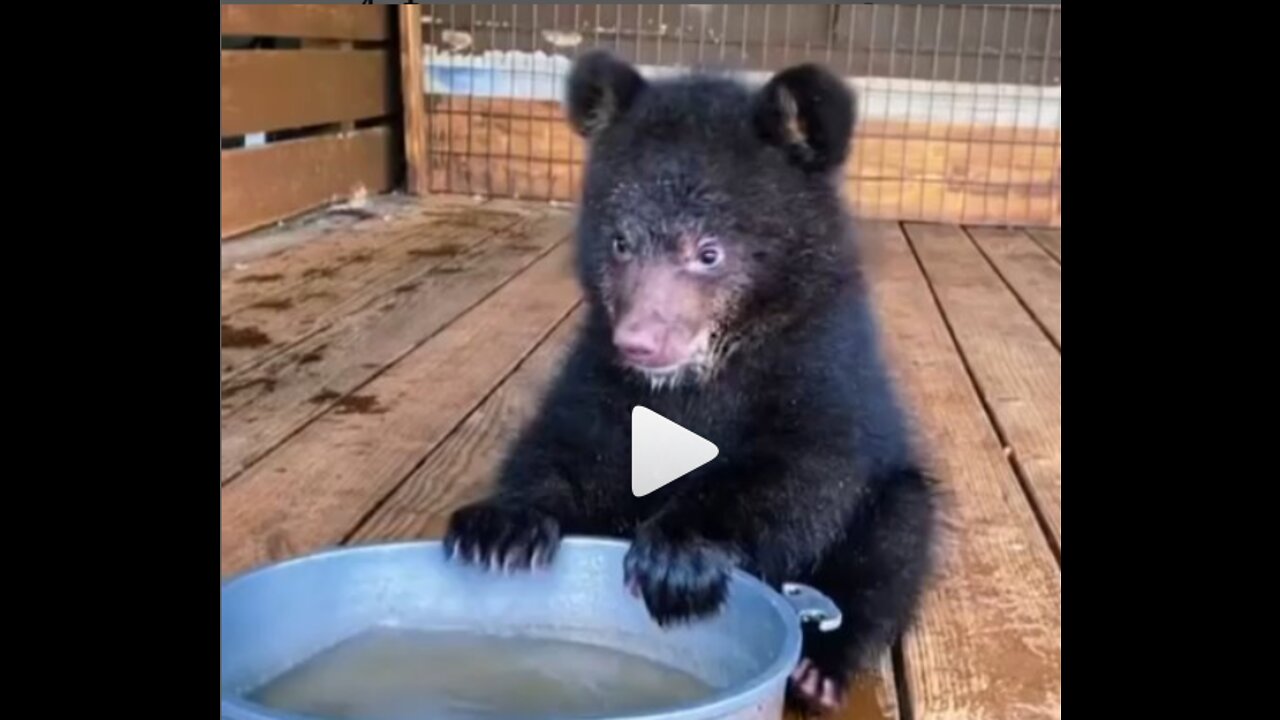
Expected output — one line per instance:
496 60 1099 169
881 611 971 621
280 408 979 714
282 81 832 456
221 194 1062 720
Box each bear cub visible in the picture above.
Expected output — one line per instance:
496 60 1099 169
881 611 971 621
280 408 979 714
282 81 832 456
445 51 938 715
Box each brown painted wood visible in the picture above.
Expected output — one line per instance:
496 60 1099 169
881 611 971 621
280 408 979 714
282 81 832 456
400 5 431 195
222 127 395 239
221 5 391 41
221 50 391 137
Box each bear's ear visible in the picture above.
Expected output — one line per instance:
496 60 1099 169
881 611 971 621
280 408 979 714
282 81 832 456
752 64 856 173
565 50 648 139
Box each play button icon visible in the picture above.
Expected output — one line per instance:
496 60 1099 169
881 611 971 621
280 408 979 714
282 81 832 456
631 406 719 497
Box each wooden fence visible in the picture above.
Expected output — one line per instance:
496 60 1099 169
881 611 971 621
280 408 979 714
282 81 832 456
220 5 400 239
222 5 1061 237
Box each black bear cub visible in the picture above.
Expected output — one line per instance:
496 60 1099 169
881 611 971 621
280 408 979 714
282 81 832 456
445 51 937 715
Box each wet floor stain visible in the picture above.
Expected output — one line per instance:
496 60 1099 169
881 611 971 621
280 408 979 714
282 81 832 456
309 389 388 415
407 243 466 258
235 273 283 284
333 394 387 414
222 323 271 348
309 389 341 404
247 297 294 311
222 377 277 400
297 344 327 365
302 267 339 280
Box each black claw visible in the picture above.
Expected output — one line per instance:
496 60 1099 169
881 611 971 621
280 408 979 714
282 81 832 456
443 502 562 573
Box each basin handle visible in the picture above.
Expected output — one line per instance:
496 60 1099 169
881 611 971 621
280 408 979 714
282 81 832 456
781 583 843 632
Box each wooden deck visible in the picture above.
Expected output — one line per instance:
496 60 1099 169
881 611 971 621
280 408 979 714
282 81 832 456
220 195 1062 720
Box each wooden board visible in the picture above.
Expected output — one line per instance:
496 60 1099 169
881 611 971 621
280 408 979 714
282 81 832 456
222 194 429 270
348 305 584 543
221 206 575 483
221 242 582 577
1026 228 1061 263
902 223 1061 551
221 127 395 239
220 5 390 41
420 96 1061 226
221 196 491 314
851 113 1062 227
221 203 526 378
861 222 1060 719
400 5 430 195
222 50 391 137
966 227 1062 347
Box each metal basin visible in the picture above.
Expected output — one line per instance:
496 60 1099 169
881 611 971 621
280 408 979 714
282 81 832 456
221 537 840 720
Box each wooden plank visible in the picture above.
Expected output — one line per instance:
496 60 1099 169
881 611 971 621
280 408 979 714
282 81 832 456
221 242 582 577
846 178 1058 229
221 193 455 270
903 222 1062 549
347 304 584 543
221 196 493 315
221 206 575 482
221 203 527 378
422 96 1060 226
221 127 395 239
220 5 390 41
400 6 430 196
965 227 1062 347
303 32 358 135
1026 228 1062 263
846 124 1060 225
861 222 1060 720
222 50 391 137
348 303 899 720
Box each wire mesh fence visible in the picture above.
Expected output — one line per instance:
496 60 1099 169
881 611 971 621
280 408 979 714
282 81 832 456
420 4 1060 227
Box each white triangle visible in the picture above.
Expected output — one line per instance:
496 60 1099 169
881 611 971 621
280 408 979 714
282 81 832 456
631 406 719 497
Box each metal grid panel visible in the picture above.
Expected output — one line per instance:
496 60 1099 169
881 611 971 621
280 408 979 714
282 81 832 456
420 4 1061 227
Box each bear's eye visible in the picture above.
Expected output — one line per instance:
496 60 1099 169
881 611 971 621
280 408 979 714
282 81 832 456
612 234 632 260
695 239 724 269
